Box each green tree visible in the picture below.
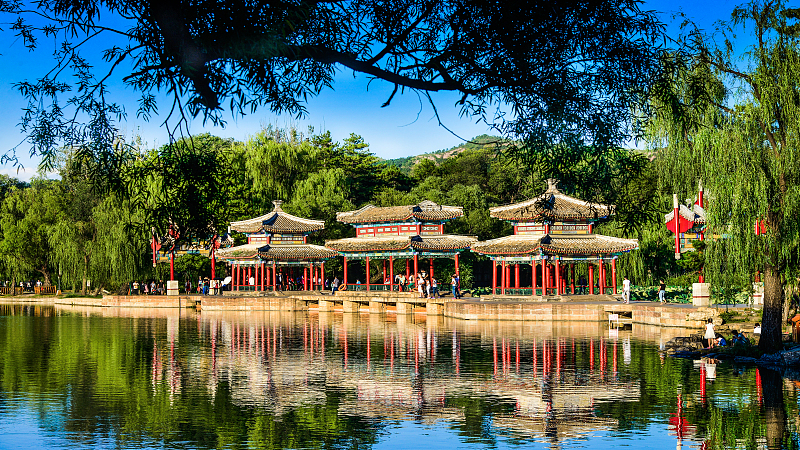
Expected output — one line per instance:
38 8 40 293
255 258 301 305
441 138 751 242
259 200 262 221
646 0 800 351
0 179 63 285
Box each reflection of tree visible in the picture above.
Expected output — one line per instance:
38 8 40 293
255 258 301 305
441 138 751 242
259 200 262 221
761 368 785 450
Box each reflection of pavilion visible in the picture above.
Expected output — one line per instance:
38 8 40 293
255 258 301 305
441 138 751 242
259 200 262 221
178 314 641 449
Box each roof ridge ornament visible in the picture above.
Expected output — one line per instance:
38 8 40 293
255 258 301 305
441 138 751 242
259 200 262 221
272 200 284 211
545 178 560 194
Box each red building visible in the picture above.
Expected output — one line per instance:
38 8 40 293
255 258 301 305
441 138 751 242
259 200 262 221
471 180 638 296
216 201 337 291
325 200 476 290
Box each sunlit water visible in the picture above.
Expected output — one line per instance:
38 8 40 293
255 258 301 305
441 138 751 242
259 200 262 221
0 303 795 450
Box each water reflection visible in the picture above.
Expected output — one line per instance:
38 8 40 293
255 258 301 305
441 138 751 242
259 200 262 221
0 303 797 449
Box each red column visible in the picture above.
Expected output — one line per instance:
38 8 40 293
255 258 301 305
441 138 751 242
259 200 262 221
389 256 394 290
455 253 460 276
501 261 506 295
344 256 349 286
555 259 561 295
170 251 175 281
544 262 549 294
383 259 387 285
211 252 216 280
321 262 325 289
673 194 680 257
514 264 520 288
532 260 537 295
611 258 618 294
570 263 575 294
272 262 276 291
366 256 371 291
599 257 605 294
256 262 261 291
429 258 434 281
406 259 410 279
414 254 419 277
492 260 497 295
233 262 238 291
588 263 595 295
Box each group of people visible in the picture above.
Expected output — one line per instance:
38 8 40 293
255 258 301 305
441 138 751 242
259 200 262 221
328 272 462 298
189 278 224 295
131 280 166 295
704 319 761 348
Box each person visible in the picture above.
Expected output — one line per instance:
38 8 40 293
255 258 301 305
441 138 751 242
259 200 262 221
732 330 749 346
454 273 461 298
578 276 586 295
331 276 340 295
417 276 425 298
451 274 458 298
716 333 727 347
705 319 716 348
249 275 255 289
425 278 431 298
622 276 631 303
431 278 438 298
658 279 666 304
133 280 139 295
753 323 762 335
185 279 191 294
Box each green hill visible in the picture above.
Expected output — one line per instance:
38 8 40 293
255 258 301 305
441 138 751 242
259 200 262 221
383 134 507 174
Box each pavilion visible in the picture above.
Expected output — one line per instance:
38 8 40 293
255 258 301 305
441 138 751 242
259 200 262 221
471 180 638 296
325 200 477 290
215 201 338 291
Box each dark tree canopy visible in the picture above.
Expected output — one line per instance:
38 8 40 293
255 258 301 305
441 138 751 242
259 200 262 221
4 0 664 187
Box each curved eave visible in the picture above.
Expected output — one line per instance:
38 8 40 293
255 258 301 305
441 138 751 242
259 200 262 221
326 236 413 252
471 235 544 256
258 244 338 261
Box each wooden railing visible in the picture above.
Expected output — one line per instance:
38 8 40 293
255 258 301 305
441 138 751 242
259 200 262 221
35 286 57 295
0 287 23 295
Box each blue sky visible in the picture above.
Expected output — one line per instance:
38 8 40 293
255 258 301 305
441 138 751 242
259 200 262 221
0 0 743 180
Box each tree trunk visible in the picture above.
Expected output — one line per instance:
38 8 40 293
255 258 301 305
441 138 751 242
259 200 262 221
37 267 52 286
760 265 785 353
81 254 89 295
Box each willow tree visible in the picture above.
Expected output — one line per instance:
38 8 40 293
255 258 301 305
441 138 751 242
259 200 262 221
647 1 800 352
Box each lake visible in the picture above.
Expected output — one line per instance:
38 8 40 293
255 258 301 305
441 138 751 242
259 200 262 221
0 303 794 449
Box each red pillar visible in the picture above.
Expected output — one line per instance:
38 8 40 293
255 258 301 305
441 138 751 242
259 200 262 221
429 258 434 281
406 259 410 279
501 261 506 295
515 264 520 289
321 262 325 289
455 253 460 275
555 259 561 295
211 251 216 280
543 262 549 294
344 256 348 286
366 256 371 291
570 263 575 294
272 262 276 291
599 257 605 294
414 254 419 277
170 251 175 281
492 260 497 295
389 256 394 290
588 263 595 295
611 258 618 294
382 259 386 285
532 260 537 295
233 262 238 291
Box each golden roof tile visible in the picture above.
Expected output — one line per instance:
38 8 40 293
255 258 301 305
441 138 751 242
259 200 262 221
471 234 638 256
490 179 613 222
337 200 463 224
258 244 338 261
325 234 476 253
230 200 325 234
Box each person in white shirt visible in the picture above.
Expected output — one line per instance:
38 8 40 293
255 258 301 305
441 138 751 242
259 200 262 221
622 276 631 303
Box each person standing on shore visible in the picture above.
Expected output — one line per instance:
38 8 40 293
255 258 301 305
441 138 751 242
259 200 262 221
658 280 666 304
622 276 631 303
705 319 716 348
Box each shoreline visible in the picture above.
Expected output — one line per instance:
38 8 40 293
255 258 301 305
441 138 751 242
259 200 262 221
0 291 760 330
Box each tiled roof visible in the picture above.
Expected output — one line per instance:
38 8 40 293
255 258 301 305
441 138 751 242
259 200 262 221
664 204 706 225
337 200 463 224
215 243 337 261
230 200 325 234
471 234 638 256
471 235 544 255
259 244 338 261
490 179 613 222
325 234 475 253
215 243 262 259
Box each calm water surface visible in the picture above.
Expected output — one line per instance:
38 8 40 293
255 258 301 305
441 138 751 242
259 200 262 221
0 303 795 450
